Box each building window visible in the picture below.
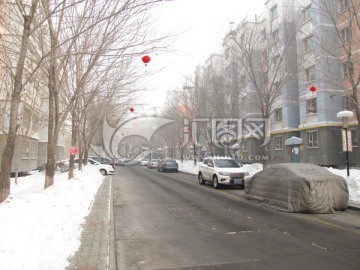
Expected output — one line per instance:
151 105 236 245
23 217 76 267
343 95 355 110
275 136 283 150
272 29 279 44
340 27 351 43
342 61 354 78
307 130 318 148
240 74 246 86
272 54 280 67
261 28 266 41
241 141 248 152
339 0 349 12
302 5 312 22
305 66 315 82
271 4 278 20
22 106 31 131
306 98 317 114
351 129 358 147
224 47 230 60
303 35 314 51
262 49 268 61
275 108 282 121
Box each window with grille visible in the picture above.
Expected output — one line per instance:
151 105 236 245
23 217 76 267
271 5 278 20
343 95 355 110
272 29 279 44
307 130 318 148
339 0 349 12
22 106 31 131
303 35 314 51
261 29 266 41
275 136 283 150
241 141 248 152
275 108 282 121
342 61 354 78
273 54 280 67
340 27 351 43
306 98 317 114
302 5 312 22
305 66 315 82
351 129 358 147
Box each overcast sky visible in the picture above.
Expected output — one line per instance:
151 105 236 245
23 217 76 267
139 0 265 107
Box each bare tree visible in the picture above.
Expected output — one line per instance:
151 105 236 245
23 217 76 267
0 0 40 202
40 0 172 186
0 0 174 202
228 16 298 167
310 0 360 122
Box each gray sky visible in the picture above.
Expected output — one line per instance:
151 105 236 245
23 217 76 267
140 0 265 107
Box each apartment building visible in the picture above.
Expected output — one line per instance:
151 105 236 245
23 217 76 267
195 0 360 168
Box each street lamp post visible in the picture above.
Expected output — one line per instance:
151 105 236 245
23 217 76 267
336 110 353 177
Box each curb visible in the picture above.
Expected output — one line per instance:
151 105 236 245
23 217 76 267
108 177 117 270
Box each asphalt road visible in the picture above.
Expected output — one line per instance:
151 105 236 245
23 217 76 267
112 165 360 270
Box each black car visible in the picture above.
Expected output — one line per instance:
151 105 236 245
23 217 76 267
157 159 178 172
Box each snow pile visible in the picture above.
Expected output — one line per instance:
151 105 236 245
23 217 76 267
0 166 103 270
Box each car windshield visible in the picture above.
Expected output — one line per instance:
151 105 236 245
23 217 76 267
214 159 240 168
165 160 176 164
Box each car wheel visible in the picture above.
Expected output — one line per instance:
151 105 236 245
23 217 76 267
212 175 219 189
100 169 107 176
198 173 205 185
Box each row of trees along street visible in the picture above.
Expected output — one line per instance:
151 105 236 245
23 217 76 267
0 0 172 203
162 0 360 166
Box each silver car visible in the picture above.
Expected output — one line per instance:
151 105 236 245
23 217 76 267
147 159 159 169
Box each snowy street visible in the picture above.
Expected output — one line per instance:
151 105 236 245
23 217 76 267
0 161 359 269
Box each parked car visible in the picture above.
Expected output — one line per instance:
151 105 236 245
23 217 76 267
157 159 178 172
198 157 248 189
139 158 150 166
246 163 348 213
147 159 159 169
74 158 114 175
89 156 115 169
115 158 129 166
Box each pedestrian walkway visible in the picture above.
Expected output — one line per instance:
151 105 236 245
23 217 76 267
66 177 115 270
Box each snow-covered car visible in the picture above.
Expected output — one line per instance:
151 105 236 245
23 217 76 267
198 157 248 189
74 158 114 175
147 159 159 169
246 163 349 213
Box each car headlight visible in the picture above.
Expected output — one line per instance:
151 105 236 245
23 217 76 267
218 171 229 176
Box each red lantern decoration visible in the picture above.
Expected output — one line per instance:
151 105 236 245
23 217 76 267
309 86 316 92
129 107 134 112
141 55 151 66
69 147 78 155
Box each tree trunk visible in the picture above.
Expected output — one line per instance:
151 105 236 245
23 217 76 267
44 44 57 189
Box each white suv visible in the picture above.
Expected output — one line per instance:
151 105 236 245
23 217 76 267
198 157 247 189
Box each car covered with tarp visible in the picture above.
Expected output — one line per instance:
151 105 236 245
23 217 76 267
245 163 349 213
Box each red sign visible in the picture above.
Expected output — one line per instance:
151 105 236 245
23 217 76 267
69 147 78 155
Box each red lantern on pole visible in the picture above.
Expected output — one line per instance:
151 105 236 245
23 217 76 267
129 107 134 113
141 55 151 66
309 86 316 92
69 147 78 155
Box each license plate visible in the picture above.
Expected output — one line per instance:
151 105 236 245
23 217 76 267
234 179 243 184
